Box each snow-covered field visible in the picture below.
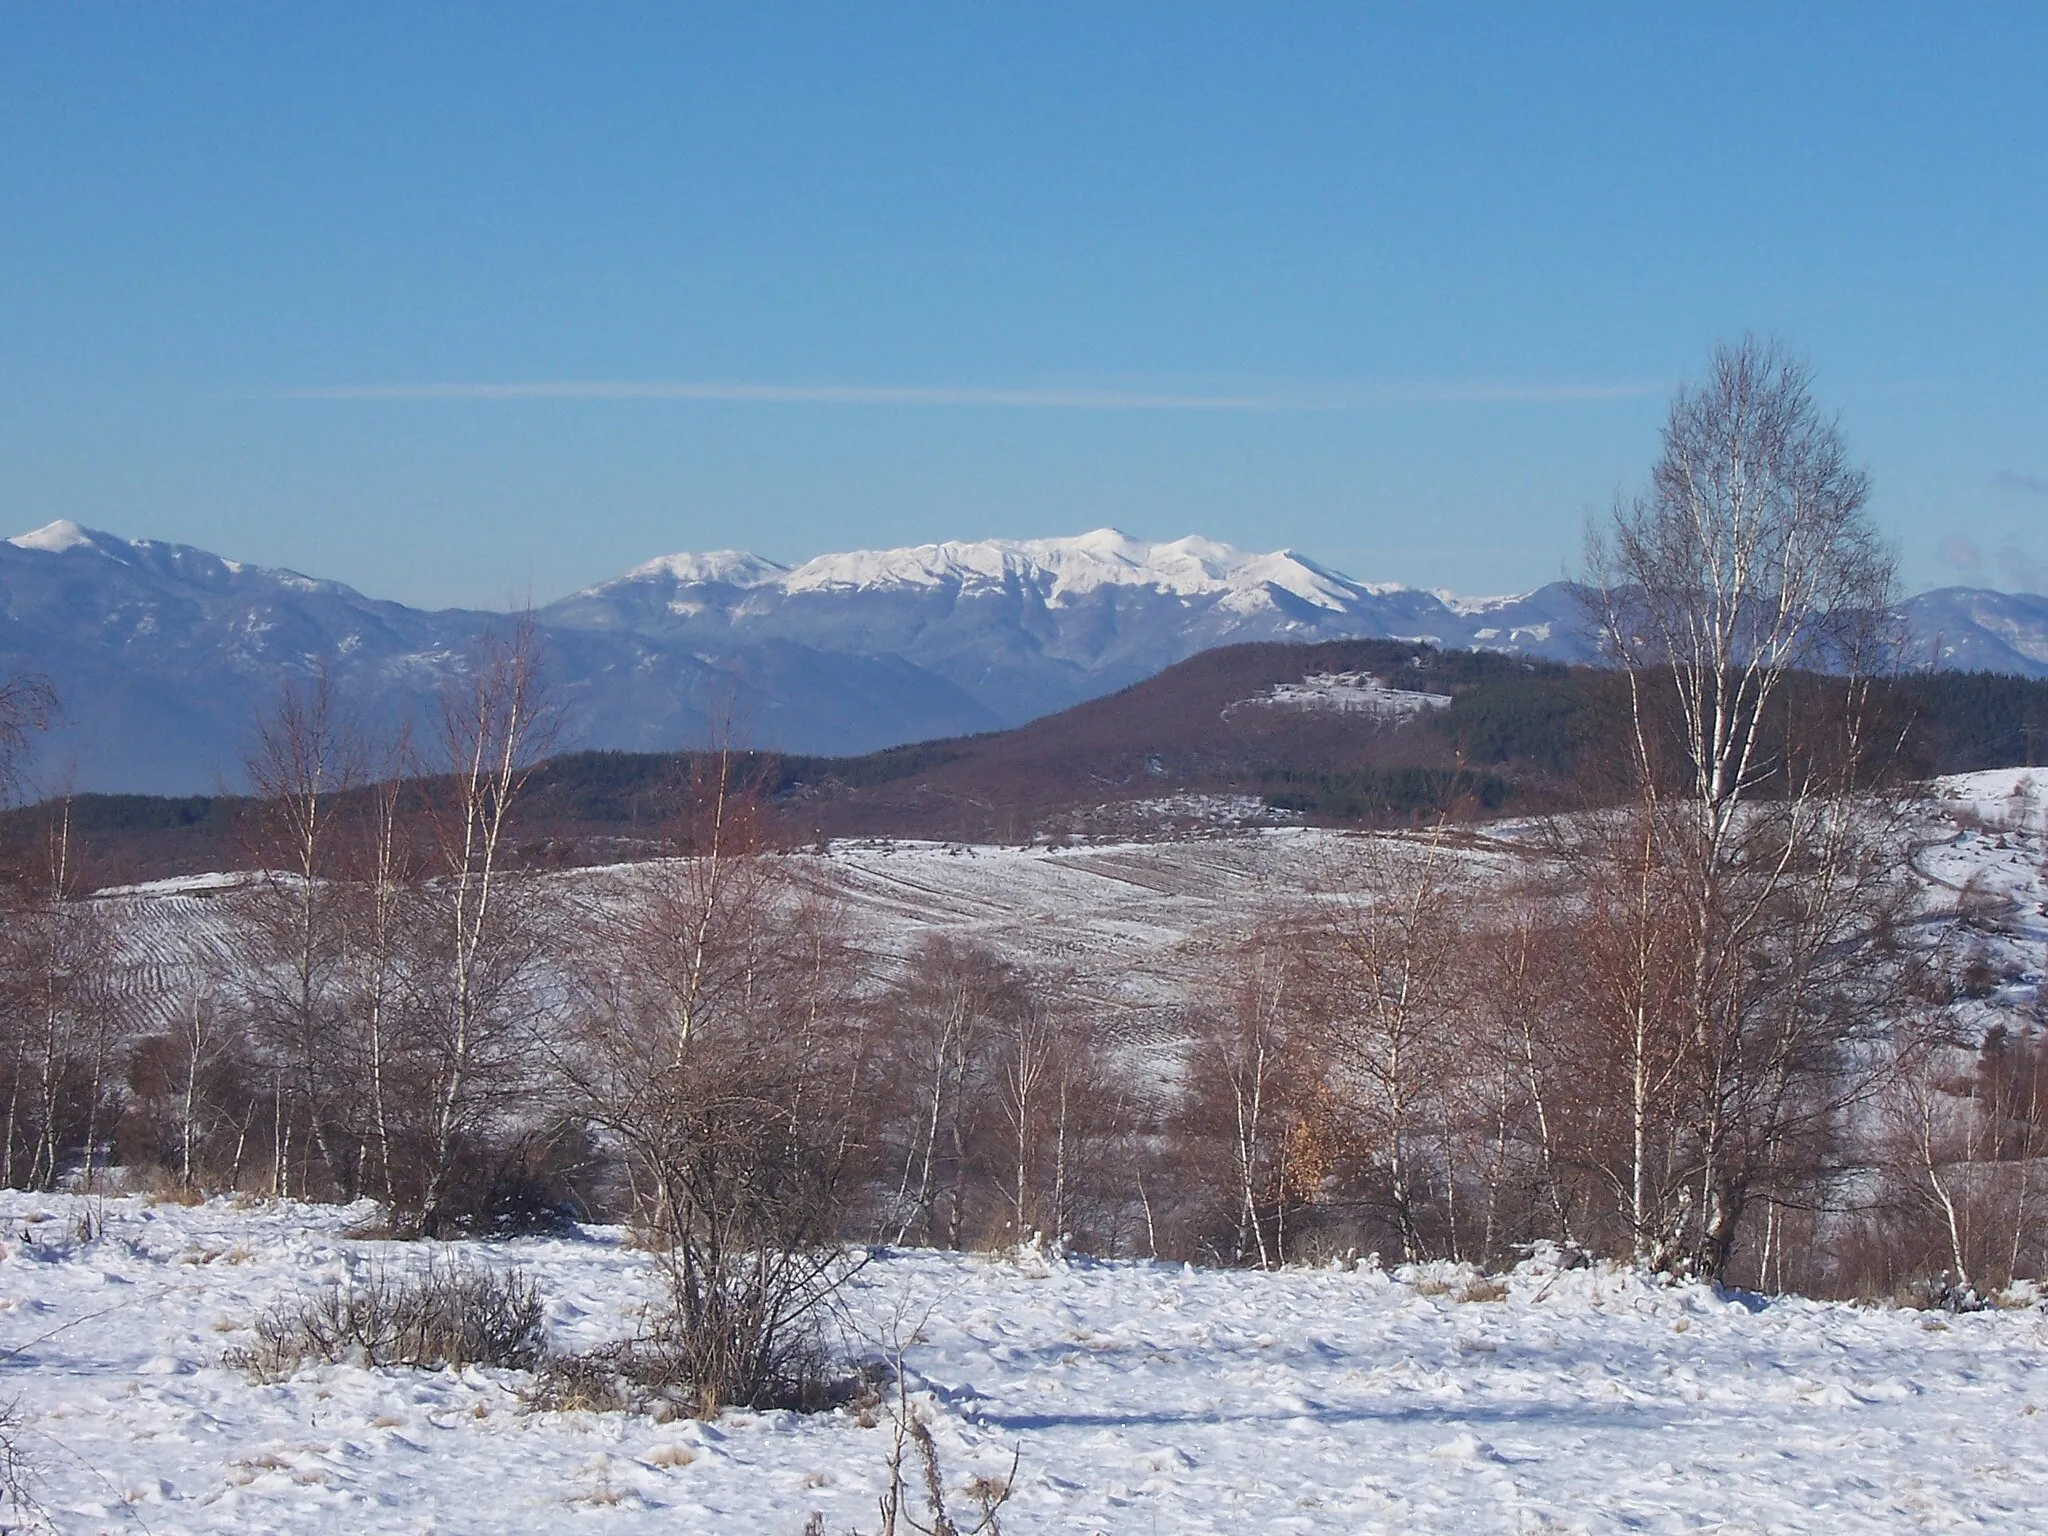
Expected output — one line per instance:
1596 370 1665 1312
23 771 2041 1529
89 767 2048 1075
8 1191 2048 1534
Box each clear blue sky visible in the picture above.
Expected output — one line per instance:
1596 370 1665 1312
3 4 2043 609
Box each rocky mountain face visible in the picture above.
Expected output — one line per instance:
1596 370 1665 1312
4 520 2043 794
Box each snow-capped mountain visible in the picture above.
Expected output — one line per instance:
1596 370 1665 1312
0 522 994 794
538 529 1596 725
3 521 2044 795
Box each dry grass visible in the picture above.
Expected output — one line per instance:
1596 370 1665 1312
227 1258 545 1381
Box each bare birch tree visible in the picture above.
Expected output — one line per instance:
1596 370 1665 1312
0 802 119 1189
1307 832 1470 1262
338 726 420 1210
1187 923 1320 1268
1580 338 1911 1277
236 672 361 1197
410 621 557 1234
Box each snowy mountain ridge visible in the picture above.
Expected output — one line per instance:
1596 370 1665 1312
610 527 1437 612
4 517 2046 794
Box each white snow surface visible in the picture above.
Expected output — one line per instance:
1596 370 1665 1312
607 528 1392 613
7 518 100 554
1929 767 2048 837
624 549 792 588
7 1193 2048 1533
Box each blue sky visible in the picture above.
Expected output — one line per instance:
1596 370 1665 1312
2 5 2043 609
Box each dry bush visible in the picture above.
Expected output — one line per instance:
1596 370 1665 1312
229 1257 544 1380
0 1403 42 1533
524 1343 641 1414
526 1329 886 1420
558 754 881 1413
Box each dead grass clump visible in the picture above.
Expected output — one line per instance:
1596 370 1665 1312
522 1338 884 1420
228 1258 544 1380
524 1344 640 1414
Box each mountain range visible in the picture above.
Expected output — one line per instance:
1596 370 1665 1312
3 518 2045 794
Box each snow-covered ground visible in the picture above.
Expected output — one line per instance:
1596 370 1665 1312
8 1192 2048 1533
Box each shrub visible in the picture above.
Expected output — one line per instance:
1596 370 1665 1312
524 1343 641 1414
229 1257 544 1380
0 1404 41 1532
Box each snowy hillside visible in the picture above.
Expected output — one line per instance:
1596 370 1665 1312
9 777 2045 1530
88 772 2047 1065
0 522 993 793
6 1191 2048 1532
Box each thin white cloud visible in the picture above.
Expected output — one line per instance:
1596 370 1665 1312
278 378 1660 410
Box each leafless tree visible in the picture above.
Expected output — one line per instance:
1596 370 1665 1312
234 672 362 1197
1577 338 1913 1277
560 751 874 1407
408 620 558 1234
878 936 1024 1249
1305 831 1471 1262
0 673 55 808
1184 922 1322 1268
337 726 422 1209
0 802 120 1189
1464 891 1583 1263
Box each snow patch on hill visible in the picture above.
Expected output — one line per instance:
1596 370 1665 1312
7 517 100 553
1253 671 1454 717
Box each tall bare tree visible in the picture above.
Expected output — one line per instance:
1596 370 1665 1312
1186 923 1321 1269
0 802 119 1190
237 672 362 1197
879 935 1020 1249
1579 338 1911 1277
0 674 54 807
338 725 421 1209
1307 832 1470 1262
411 621 558 1233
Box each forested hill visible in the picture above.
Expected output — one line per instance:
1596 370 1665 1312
7 639 2047 884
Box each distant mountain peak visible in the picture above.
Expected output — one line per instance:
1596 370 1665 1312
622 549 791 588
5 519 2042 795
10 518 107 554
609 527 1417 615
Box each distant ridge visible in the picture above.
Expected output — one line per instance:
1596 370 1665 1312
2 520 2044 794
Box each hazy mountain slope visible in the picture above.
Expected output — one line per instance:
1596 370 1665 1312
4 519 2044 794
1905 586 2048 675
0 523 993 793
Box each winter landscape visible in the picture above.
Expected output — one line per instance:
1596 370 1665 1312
9 10 2048 1534
0 760 2041 1532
